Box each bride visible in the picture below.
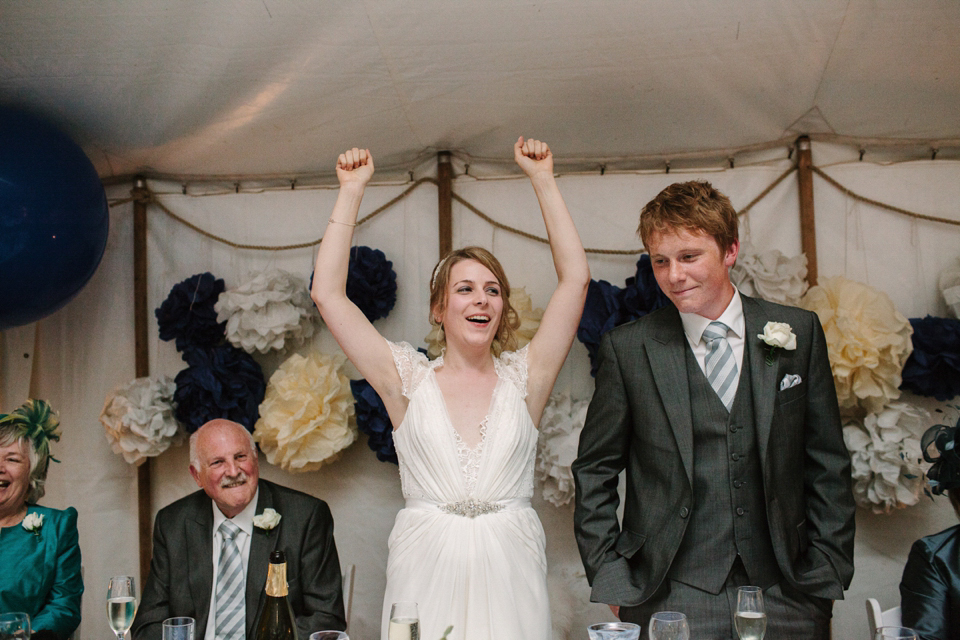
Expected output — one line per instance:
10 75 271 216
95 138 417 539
311 138 589 640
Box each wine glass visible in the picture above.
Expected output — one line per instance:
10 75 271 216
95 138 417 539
587 621 641 639
162 617 195 640
0 613 31 640
388 602 419 640
648 612 689 640
107 575 137 640
874 628 918 640
735 586 767 640
309 633 349 640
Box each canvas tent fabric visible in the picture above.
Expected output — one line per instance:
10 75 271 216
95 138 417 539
2 1 960 639
1 0 958 180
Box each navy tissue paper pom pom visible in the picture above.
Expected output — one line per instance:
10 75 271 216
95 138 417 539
174 344 266 432
900 315 960 401
577 255 670 375
156 272 227 351
350 378 398 464
347 246 397 322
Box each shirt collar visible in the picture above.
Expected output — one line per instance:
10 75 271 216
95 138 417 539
679 286 744 345
211 487 259 537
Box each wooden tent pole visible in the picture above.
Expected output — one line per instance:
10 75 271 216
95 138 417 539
437 151 453 257
796 135 818 285
131 176 153 581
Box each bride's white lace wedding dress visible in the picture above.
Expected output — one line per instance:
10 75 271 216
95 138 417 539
380 340 550 640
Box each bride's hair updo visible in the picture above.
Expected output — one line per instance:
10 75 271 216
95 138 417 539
429 246 519 356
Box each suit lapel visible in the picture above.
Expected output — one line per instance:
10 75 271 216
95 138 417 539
246 480 279 635
187 501 214 639
646 308 695 487
743 296 779 462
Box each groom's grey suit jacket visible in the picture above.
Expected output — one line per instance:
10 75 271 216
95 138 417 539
132 479 346 640
572 294 856 606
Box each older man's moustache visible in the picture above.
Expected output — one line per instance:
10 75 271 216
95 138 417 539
220 473 248 488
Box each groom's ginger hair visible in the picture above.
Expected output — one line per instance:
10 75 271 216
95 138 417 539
637 181 739 254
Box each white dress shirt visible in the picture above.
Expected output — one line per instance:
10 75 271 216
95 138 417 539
204 490 259 640
679 287 745 392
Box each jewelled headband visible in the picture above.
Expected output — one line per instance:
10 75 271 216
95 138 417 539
0 399 61 466
431 255 449 290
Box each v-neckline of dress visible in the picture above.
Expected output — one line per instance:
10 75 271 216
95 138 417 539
430 353 503 494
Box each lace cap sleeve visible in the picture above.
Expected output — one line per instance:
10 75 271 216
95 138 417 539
497 344 530 397
386 339 431 398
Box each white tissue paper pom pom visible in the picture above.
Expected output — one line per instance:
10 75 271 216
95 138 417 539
536 392 589 507
100 376 183 465
730 242 808 306
215 269 320 354
843 401 930 514
940 257 960 319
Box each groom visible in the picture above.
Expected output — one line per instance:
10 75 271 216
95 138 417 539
572 181 855 638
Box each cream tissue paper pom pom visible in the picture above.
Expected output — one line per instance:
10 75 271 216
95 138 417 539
536 392 589 507
843 401 930 514
254 351 357 472
730 242 808 306
510 287 545 348
799 276 913 414
101 376 183 465
940 257 960 318
424 286 544 359
215 269 320 354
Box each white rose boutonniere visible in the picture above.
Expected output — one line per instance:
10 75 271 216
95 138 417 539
758 321 797 365
253 508 281 531
22 512 44 538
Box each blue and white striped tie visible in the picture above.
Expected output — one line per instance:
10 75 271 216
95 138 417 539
215 520 246 640
703 321 738 411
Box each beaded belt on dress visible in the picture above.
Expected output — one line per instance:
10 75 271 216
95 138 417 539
405 497 531 518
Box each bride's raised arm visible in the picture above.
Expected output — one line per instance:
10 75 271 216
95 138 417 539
514 137 590 423
310 148 406 421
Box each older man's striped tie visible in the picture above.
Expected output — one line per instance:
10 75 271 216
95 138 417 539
215 520 246 640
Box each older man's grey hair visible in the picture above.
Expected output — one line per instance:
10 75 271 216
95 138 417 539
188 420 256 470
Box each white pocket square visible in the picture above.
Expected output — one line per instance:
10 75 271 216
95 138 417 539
780 374 802 391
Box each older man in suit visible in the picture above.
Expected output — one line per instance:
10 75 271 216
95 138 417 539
132 419 346 640
572 181 856 638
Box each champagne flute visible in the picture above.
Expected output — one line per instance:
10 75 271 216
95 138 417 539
874 628 918 640
107 575 137 640
648 611 689 640
735 586 767 640
388 602 419 640
0 612 31 640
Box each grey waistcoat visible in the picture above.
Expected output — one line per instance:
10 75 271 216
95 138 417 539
666 346 781 594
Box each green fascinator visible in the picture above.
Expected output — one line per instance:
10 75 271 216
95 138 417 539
0 399 61 473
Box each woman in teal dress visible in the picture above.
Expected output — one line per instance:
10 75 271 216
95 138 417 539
0 400 83 640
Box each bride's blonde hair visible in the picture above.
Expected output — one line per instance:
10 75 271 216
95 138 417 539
429 247 519 356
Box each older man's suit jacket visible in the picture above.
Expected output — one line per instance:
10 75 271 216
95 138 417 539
132 479 346 640
572 294 856 606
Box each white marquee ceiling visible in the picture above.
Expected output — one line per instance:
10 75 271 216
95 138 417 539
2 0 958 180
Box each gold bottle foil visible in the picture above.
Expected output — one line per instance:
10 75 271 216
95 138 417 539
264 561 289 597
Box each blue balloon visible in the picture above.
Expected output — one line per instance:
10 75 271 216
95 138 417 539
0 107 109 329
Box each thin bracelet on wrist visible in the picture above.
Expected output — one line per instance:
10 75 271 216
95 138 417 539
328 218 357 227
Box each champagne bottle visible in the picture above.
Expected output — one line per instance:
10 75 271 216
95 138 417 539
253 550 299 640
